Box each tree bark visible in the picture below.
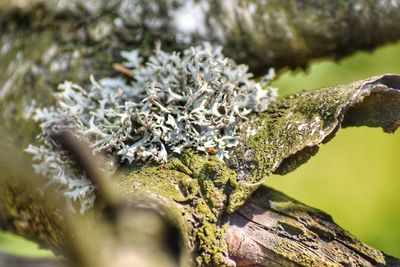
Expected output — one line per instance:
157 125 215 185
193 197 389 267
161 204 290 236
228 186 400 267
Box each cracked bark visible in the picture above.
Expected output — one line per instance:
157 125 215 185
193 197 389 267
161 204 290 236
228 187 400 267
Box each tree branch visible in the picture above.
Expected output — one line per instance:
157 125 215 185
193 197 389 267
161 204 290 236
1 0 400 74
227 74 400 212
0 75 400 266
0 143 65 254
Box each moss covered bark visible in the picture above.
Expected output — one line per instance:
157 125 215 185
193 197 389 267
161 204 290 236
117 151 238 266
228 75 400 211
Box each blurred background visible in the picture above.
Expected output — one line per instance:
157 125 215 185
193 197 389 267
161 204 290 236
1 41 399 259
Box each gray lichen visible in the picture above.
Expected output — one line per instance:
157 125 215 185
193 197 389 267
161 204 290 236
25 43 277 211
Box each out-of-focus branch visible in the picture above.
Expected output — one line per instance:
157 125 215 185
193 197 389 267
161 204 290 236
0 253 65 267
208 0 400 73
0 143 65 254
0 138 181 267
1 0 400 74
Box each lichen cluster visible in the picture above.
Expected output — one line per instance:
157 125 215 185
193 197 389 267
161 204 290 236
26 43 277 211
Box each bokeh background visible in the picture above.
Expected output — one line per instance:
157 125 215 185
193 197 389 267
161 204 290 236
1 42 399 259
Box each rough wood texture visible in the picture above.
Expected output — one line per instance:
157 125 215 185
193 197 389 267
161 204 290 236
227 186 400 267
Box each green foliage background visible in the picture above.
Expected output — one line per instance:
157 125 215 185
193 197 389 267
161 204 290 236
1 42 399 258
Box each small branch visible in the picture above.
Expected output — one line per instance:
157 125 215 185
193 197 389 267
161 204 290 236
112 63 134 78
50 130 120 206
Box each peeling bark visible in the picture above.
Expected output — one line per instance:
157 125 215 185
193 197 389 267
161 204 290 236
226 74 400 213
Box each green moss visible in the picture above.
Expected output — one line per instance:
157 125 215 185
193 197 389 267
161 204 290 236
227 182 258 213
197 157 235 214
179 149 207 177
227 79 374 213
118 165 192 203
117 151 239 266
195 219 228 266
200 157 235 187
164 158 193 177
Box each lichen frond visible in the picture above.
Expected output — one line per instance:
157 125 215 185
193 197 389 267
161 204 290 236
26 43 277 211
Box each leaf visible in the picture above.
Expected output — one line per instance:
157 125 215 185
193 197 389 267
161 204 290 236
227 74 400 211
